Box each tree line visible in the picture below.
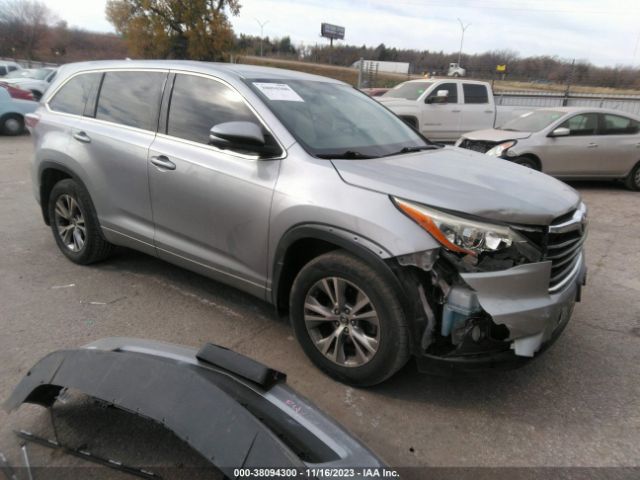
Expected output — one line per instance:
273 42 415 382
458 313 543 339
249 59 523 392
1 0 639 89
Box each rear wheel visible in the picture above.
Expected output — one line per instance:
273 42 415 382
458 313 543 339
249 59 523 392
624 162 640 191
290 251 410 386
0 114 24 135
511 156 540 170
48 179 114 264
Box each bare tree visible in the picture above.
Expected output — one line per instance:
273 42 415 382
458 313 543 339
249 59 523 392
0 0 58 60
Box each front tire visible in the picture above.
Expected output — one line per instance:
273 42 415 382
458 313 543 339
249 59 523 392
624 162 640 191
48 179 113 264
511 156 540 170
290 251 410 386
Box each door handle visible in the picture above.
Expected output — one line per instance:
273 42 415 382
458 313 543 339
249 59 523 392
587 143 598 148
150 155 176 171
451 110 461 113
72 131 91 143
484 110 494 114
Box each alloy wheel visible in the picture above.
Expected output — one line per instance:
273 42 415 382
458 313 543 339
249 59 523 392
4 118 21 134
54 194 86 252
303 277 380 367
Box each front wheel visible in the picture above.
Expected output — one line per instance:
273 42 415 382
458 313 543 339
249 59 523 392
624 162 640 191
289 251 410 386
511 156 540 170
0 114 25 135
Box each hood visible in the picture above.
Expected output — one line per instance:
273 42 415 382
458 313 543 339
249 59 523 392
376 97 418 109
331 147 580 226
463 128 532 142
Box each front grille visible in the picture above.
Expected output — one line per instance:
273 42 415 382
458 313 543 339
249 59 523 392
544 206 587 293
458 139 498 153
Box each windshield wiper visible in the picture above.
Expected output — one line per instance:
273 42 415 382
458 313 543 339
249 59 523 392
383 145 439 157
316 150 379 159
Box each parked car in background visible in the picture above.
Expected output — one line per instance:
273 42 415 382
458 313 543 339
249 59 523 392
456 107 640 190
28 60 586 386
360 87 390 97
377 78 531 142
0 81 36 101
0 83 38 134
2 67 57 100
0 61 22 77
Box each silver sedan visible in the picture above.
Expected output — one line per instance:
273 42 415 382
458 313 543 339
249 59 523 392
455 107 640 190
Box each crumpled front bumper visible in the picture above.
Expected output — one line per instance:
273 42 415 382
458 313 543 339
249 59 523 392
417 253 586 373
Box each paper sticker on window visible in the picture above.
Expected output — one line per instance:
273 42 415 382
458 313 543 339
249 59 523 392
253 82 304 102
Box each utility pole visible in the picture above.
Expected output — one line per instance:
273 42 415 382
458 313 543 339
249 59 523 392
255 18 269 57
457 18 470 66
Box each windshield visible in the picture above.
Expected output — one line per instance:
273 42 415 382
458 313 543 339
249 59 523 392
248 79 430 158
6 68 52 80
381 81 433 100
501 110 565 132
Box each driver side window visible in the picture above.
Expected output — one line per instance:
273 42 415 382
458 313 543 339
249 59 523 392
167 74 280 156
558 113 598 136
426 83 458 103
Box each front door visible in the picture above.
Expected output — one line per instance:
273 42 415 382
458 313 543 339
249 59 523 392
148 73 282 296
420 82 461 142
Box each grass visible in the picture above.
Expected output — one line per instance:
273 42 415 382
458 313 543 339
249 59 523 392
236 55 640 95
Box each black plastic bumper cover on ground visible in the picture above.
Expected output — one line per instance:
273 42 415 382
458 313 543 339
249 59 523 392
3 338 385 478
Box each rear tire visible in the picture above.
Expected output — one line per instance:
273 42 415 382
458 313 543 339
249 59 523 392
289 251 410 386
511 156 540 170
48 179 114 264
0 114 24 135
624 163 640 191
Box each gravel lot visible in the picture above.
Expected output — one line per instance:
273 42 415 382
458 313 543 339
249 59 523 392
1 135 639 478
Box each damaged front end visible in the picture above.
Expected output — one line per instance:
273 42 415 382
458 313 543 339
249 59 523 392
392 200 588 373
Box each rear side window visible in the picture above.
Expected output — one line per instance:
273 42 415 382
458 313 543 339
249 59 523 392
600 114 639 135
8 65 18 72
167 74 259 145
559 113 598 136
426 83 458 103
96 71 166 131
49 73 102 116
463 84 489 104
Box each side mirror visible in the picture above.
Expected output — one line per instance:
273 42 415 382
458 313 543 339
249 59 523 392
549 127 570 137
426 89 449 104
209 121 265 152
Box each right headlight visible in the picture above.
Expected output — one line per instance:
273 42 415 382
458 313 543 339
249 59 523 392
393 198 532 257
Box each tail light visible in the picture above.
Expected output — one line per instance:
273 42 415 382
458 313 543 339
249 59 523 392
0 82 35 100
25 113 40 129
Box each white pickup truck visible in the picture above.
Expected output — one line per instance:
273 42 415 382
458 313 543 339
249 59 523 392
376 79 530 142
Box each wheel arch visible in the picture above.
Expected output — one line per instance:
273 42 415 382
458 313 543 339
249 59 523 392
38 161 90 225
271 225 409 316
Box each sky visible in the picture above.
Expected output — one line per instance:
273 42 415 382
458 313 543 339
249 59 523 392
43 0 640 67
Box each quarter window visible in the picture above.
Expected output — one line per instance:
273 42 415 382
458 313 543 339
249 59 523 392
0 66 7 76
96 71 166 130
426 83 458 103
601 114 639 135
559 113 598 136
167 74 274 151
463 84 489 104
49 73 102 116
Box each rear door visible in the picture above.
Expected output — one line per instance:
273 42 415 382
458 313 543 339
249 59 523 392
460 83 494 134
539 113 601 176
147 73 282 296
66 70 167 252
420 82 461 141
594 113 640 176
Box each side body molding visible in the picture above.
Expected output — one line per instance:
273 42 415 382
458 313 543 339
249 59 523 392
4 338 385 477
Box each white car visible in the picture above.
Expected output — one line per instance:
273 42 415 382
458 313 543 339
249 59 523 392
2 68 57 100
0 61 22 77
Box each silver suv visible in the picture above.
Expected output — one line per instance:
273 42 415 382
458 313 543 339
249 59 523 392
28 61 587 386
